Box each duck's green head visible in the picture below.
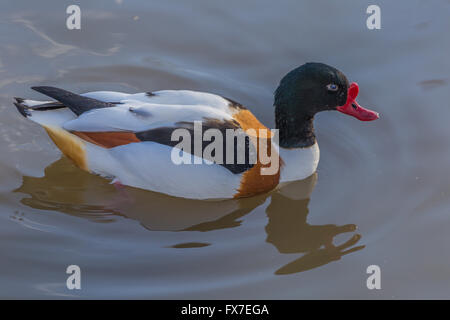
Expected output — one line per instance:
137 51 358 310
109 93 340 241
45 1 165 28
274 62 379 147
275 62 350 116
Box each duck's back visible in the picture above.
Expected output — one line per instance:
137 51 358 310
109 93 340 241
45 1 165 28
15 88 281 199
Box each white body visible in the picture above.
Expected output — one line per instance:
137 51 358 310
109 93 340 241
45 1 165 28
21 90 319 199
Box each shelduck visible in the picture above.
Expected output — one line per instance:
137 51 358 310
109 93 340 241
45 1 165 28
14 62 378 199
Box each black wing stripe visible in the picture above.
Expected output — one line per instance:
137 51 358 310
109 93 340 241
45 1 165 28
135 119 255 174
31 86 115 116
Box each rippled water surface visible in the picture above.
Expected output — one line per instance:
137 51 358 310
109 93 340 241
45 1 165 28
1 0 450 298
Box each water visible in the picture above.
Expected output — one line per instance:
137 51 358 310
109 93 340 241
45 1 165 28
0 0 449 298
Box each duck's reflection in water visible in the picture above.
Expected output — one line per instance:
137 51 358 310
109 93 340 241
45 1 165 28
267 177 365 274
15 157 364 274
14 158 266 230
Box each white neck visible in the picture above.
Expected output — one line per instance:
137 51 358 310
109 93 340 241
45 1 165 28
278 142 320 183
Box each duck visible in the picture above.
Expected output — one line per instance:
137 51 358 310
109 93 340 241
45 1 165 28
13 62 379 200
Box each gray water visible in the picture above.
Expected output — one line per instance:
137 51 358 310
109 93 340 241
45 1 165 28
0 0 449 299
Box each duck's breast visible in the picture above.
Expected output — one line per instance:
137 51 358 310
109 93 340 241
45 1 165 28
279 142 320 183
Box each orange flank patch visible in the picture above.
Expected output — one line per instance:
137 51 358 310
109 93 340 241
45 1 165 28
234 135 280 198
233 109 281 198
71 131 140 149
43 126 89 171
232 109 274 138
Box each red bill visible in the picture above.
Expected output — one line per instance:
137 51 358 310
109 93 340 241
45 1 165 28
336 82 379 121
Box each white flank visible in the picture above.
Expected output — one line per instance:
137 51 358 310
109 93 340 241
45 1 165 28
86 141 242 199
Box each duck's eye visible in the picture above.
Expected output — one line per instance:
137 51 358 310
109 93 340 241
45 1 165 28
326 84 339 92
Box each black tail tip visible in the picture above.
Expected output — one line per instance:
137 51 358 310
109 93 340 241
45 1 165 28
31 86 58 95
14 101 31 117
14 97 24 103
